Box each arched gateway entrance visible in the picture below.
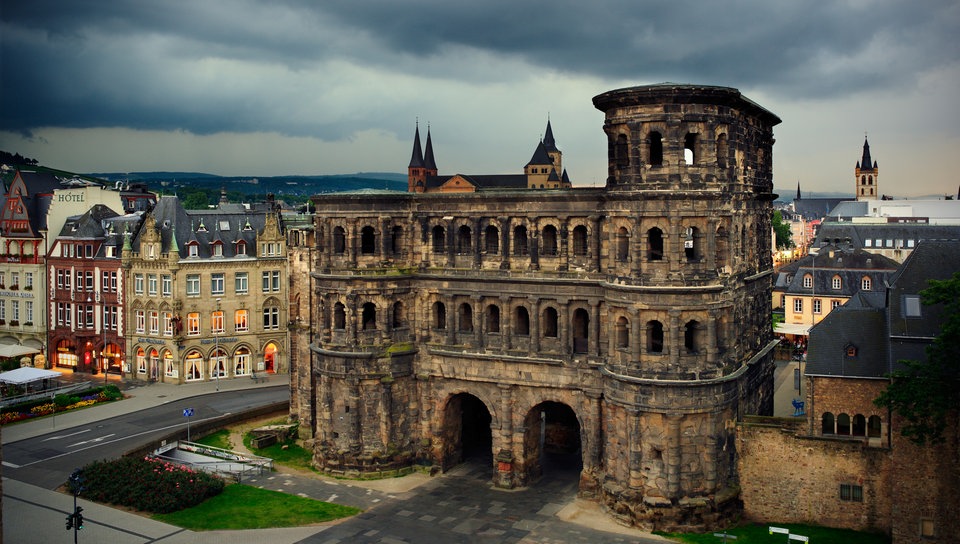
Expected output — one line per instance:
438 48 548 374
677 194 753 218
522 402 582 482
440 393 492 471
437 394 583 488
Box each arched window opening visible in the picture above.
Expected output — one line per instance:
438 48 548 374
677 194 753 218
362 302 376 330
684 320 700 353
486 305 500 333
615 134 629 170
432 225 446 254
392 301 403 328
515 306 530 336
861 175 866 185
360 226 376 255
458 303 473 332
542 225 558 256
457 225 472 254
648 227 664 261
852 414 867 436
647 320 664 353
684 133 698 165
616 316 629 348
822 412 835 434
861 276 872 291
685 227 700 261
573 225 588 257
837 413 851 435
572 308 589 353
390 226 403 255
649 131 663 166
868 175 873 185
485 225 499 254
716 133 728 169
333 226 346 255
616 227 629 262
543 307 558 338
333 302 346 330
832 275 842 290
433 301 446 329
513 226 528 256
868 415 882 438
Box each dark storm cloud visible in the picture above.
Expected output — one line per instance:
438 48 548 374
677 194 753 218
2 0 957 137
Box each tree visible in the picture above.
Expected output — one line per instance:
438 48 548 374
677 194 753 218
874 272 960 444
182 190 212 210
772 210 794 250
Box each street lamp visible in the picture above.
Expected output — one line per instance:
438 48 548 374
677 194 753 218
101 291 107 386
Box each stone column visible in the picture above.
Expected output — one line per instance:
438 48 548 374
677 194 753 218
380 380 393 448
558 221 569 272
473 217 482 269
585 389 603 468
668 310 680 364
495 383 516 488
349 224 358 267
348 377 362 454
446 218 456 265
707 309 718 365
590 215 602 272
499 217 512 270
529 219 540 271
666 414 682 498
473 295 484 349
631 308 642 363
500 296 512 350
529 299 540 355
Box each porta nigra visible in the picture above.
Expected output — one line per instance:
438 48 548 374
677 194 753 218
293 83 780 530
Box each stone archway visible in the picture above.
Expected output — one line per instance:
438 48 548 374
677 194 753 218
521 401 582 484
439 393 493 472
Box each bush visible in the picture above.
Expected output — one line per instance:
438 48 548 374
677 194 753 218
54 394 82 408
79 456 225 514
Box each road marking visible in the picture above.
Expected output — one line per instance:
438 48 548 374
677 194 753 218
42 429 92 441
2 461 22 468
13 415 225 468
68 434 116 448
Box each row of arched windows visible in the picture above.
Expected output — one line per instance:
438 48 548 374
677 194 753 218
614 131 730 171
328 298 704 354
822 412 882 438
328 221 730 265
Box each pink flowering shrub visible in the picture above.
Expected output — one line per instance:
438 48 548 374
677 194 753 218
78 456 225 513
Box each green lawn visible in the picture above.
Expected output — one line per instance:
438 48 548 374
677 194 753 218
659 522 889 544
194 429 232 450
152 484 360 530
243 431 318 472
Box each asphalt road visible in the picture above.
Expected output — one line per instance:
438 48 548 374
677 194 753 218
2 385 288 490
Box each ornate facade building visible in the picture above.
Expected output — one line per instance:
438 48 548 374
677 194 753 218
124 196 288 383
296 84 780 530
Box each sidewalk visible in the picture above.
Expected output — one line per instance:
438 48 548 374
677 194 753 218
2 371 316 544
2 370 288 444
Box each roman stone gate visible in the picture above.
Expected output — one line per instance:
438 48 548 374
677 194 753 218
298 83 779 532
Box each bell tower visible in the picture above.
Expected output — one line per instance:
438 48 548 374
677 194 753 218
855 136 879 201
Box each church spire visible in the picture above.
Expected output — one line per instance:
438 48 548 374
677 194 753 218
796 181 801 201
423 125 437 172
543 118 557 152
408 121 424 169
855 135 879 201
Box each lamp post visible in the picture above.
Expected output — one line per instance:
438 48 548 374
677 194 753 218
215 298 221 391
101 291 107 386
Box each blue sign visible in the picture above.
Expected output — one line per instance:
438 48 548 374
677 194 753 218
183 408 194 417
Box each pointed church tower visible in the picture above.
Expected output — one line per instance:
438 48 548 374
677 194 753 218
542 119 563 174
408 122 426 192
423 126 438 176
855 137 879 201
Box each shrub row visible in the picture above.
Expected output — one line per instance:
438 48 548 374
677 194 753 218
78 456 225 514
0 385 123 425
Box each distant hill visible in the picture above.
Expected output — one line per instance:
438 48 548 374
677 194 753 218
89 171 407 202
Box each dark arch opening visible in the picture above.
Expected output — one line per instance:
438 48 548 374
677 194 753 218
572 308 589 353
441 393 493 472
522 401 582 484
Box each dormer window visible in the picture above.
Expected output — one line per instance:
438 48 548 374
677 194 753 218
845 345 858 358
802 274 812 288
187 243 199 258
236 240 247 256
213 242 223 257
197 219 207 233
832 275 842 290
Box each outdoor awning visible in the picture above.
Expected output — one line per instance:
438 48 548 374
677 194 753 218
0 367 61 385
775 323 811 336
0 344 40 359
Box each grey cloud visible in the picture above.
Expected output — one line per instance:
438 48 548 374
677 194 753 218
2 0 957 137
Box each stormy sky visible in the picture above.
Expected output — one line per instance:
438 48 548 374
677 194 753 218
1 1 957 196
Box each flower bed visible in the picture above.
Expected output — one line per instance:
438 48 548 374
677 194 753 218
78 456 225 513
0 385 123 426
